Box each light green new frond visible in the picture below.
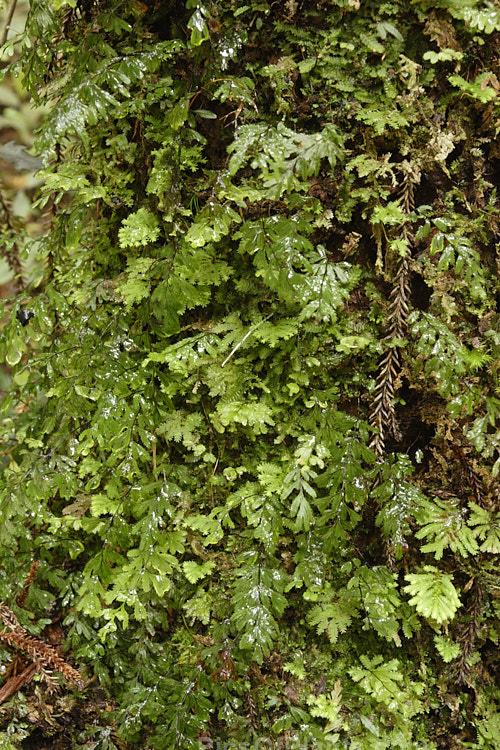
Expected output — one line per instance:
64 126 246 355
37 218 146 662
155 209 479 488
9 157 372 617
117 257 155 308
434 635 460 663
349 655 403 705
307 680 343 733
118 208 160 248
182 560 215 584
468 502 500 553
403 566 461 624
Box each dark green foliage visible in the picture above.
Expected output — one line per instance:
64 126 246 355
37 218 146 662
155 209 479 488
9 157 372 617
1 0 500 747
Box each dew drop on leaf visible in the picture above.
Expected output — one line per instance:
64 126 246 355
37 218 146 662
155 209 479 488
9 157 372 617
6 345 23 366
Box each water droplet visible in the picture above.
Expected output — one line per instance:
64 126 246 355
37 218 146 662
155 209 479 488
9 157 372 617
6 346 22 366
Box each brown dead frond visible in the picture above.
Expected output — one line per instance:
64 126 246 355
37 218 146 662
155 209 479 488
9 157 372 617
16 561 40 609
369 255 411 458
369 165 419 459
454 582 485 685
0 602 84 694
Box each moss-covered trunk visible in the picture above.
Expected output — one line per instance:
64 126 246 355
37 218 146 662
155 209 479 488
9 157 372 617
0 1 499 747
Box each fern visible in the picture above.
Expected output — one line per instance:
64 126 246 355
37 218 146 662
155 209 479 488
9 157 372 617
230 556 287 664
118 209 160 248
434 635 461 663
307 680 343 734
348 566 403 645
307 586 356 644
349 655 404 705
414 496 479 559
404 566 462 624
468 503 500 554
2 0 500 745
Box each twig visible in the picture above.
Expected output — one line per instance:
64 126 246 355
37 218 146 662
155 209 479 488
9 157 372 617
0 0 18 48
0 662 36 705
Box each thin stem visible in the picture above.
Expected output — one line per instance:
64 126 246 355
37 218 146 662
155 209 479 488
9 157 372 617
221 313 272 368
0 0 18 48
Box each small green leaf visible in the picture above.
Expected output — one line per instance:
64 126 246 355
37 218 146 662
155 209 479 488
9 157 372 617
188 7 209 47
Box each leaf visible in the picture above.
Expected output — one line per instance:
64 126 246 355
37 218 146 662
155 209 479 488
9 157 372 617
240 492 284 551
252 318 298 347
217 400 276 432
348 566 402 645
468 503 500 553
307 596 353 643
157 410 204 449
434 635 461 663
117 257 155 308
182 560 215 584
230 563 287 664
165 97 190 130
187 6 209 47
307 680 343 733
227 122 343 193
118 208 160 248
90 493 120 517
289 486 314 531
371 201 406 227
414 496 479 559
183 587 212 624
349 655 404 706
423 48 463 63
355 107 409 136
404 566 462 624
449 73 497 103
185 514 224 545
461 5 500 33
